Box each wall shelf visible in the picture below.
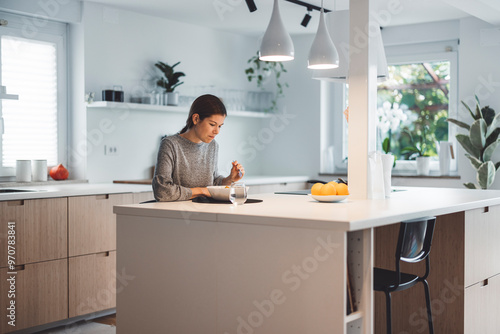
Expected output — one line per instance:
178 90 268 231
86 101 272 118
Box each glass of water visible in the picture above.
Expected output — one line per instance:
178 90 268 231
230 182 247 205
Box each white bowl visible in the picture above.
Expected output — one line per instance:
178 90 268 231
207 185 249 202
309 194 349 203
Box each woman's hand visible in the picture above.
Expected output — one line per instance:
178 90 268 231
230 160 245 182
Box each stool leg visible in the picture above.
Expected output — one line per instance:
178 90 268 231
384 291 392 334
422 280 434 334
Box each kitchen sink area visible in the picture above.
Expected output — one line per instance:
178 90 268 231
0 188 44 193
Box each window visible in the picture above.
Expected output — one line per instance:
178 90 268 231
321 47 458 175
0 12 67 176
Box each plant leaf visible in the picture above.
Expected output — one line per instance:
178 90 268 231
486 110 500 138
481 106 496 126
465 153 483 170
469 118 487 149
382 137 390 154
464 182 478 189
496 162 500 171
461 100 478 120
456 134 480 159
483 138 500 162
477 161 496 189
447 118 470 131
486 127 500 148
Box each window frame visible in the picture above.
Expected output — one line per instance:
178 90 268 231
321 49 458 175
0 11 67 176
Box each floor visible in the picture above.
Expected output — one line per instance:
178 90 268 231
38 314 116 334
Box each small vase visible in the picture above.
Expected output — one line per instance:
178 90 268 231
416 156 431 175
165 91 179 106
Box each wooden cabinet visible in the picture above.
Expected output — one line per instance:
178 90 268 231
68 193 134 256
133 191 155 203
464 205 500 287
465 273 500 334
0 259 68 333
69 251 117 317
0 198 67 268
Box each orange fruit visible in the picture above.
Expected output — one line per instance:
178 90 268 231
336 183 349 195
311 183 323 195
320 183 337 196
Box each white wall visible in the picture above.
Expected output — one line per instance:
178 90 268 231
258 35 321 177
81 2 268 183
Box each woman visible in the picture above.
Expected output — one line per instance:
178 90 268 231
153 94 245 201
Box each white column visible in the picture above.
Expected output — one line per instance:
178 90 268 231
347 0 378 199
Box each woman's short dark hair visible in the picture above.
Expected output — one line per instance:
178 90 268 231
179 94 227 134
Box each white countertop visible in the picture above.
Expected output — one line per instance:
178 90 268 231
0 182 153 201
114 187 500 232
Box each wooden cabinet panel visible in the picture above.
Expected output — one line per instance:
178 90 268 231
69 193 134 256
465 273 500 334
0 259 68 333
69 251 116 317
133 191 155 203
465 205 500 287
0 198 67 268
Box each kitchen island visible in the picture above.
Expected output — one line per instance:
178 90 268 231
114 187 500 334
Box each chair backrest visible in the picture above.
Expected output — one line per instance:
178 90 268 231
396 217 436 264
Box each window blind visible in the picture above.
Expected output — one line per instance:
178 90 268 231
1 35 58 167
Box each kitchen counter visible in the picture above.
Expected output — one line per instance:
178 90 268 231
114 186 500 232
114 187 500 334
0 182 152 201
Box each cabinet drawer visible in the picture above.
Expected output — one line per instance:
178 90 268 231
0 259 68 333
465 273 500 333
465 205 500 286
69 193 134 256
0 198 67 267
69 251 117 317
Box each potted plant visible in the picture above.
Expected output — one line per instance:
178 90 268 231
155 61 185 106
401 126 432 175
447 96 500 189
244 51 288 112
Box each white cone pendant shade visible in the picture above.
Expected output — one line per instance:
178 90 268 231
259 0 294 62
312 10 389 81
308 10 339 69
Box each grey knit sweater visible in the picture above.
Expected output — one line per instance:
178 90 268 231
152 134 225 201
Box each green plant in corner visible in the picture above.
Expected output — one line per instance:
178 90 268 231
244 51 288 112
447 96 500 189
155 61 185 92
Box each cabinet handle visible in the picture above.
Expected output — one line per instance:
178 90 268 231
96 194 109 200
97 251 110 257
481 279 489 287
14 264 25 271
8 200 24 206
483 206 489 213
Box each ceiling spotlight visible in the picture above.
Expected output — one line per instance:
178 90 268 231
301 9 312 27
245 0 257 12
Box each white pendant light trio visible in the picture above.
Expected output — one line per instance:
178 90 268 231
259 0 339 70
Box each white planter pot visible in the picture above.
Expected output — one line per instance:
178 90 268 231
165 92 179 106
416 156 431 175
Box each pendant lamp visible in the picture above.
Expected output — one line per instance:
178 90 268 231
308 1 339 69
311 10 389 81
259 0 294 62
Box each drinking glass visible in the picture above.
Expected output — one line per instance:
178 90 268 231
230 182 247 205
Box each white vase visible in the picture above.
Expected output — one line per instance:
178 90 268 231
381 153 394 197
439 141 453 175
165 91 179 106
416 156 431 175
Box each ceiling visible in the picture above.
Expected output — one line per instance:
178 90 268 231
84 0 499 35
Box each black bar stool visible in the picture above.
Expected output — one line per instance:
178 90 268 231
373 216 436 334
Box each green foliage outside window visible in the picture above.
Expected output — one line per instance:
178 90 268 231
377 61 450 161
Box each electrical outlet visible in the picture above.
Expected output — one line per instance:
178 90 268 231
104 145 119 156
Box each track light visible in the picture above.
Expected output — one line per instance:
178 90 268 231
245 0 257 12
301 9 312 27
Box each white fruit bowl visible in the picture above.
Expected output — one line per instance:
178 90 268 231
309 194 349 203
